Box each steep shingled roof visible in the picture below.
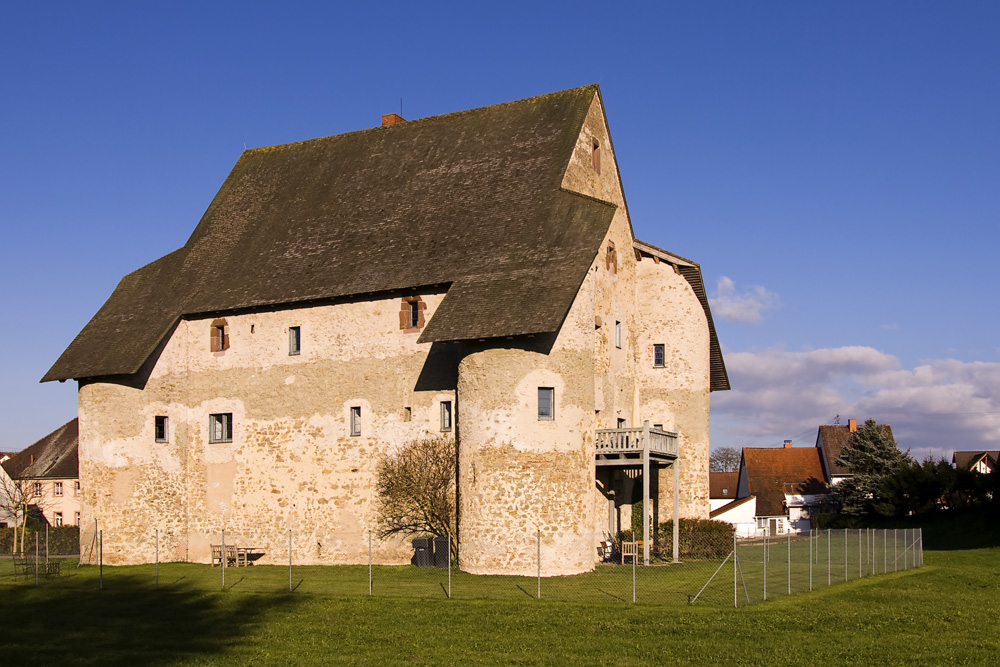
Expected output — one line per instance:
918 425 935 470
953 451 998 471
741 447 828 517
816 423 895 479
44 85 616 381
2 419 79 480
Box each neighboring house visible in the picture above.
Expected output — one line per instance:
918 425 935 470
709 472 739 511
709 495 756 538
0 419 81 529
816 418 895 485
952 451 998 475
733 442 829 535
42 85 729 574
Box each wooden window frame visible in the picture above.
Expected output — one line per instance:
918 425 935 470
653 344 665 368
210 319 230 352
155 416 169 443
209 413 233 443
289 326 301 356
538 387 555 421
440 401 453 432
400 296 426 332
54 481 63 497
350 406 362 436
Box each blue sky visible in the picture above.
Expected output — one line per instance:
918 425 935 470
2 2 998 459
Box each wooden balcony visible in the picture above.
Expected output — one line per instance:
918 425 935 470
595 425 678 466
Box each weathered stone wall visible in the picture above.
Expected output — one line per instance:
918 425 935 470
78 291 456 565
635 258 712 519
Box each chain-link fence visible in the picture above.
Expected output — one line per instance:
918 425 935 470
0 524 922 608
689 528 924 607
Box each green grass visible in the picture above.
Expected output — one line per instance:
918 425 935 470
1 520 998 665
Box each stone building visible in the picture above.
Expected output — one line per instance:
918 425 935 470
43 85 728 574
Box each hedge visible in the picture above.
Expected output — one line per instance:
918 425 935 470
0 526 80 556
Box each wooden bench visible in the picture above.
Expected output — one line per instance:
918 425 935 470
211 544 247 567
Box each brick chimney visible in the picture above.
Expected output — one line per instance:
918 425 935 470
381 113 406 126
783 440 793 448
848 418 857 432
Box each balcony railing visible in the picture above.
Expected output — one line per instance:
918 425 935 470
595 425 678 460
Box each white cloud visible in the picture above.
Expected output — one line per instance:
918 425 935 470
711 346 1000 460
709 276 780 324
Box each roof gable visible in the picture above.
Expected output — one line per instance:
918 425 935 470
816 423 895 479
44 85 615 381
710 472 739 499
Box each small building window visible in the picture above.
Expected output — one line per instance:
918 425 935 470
75 481 81 496
441 401 453 432
615 321 622 349
400 296 425 331
538 388 554 421
617 418 627 428
155 416 169 443
653 424 663 431
350 406 362 436
210 319 230 352
54 512 63 527
33 482 41 497
75 512 81 526
653 344 665 368
289 326 301 355
592 139 601 174
606 241 617 274
209 413 233 443
403 407 412 422
54 482 63 497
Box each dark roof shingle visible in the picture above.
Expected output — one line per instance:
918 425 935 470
2 419 79 480
709 472 738 499
44 85 614 381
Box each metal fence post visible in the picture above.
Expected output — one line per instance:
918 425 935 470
858 528 862 579
99 529 103 590
884 529 887 573
632 538 636 604
447 530 452 600
537 529 542 600
45 524 49 568
844 527 848 582
34 532 39 587
827 528 831 586
368 530 373 597
808 528 813 591
894 529 897 572
155 529 159 589
763 531 767 601
288 529 292 593
734 529 738 608
222 530 226 590
787 530 791 596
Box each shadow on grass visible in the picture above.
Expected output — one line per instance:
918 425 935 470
0 572 298 667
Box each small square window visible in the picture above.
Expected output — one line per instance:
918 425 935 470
33 482 41 497
155 416 169 443
617 418 627 429
441 401 453 432
615 321 622 349
350 406 362 436
653 344 665 368
289 326 301 355
75 511 81 526
653 424 663 431
209 413 233 443
54 512 63 527
403 407 412 422
538 388 554 421
54 482 63 497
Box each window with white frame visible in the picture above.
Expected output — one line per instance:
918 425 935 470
75 512 81 526
350 406 362 436
155 416 169 443
54 481 63 496
33 482 41 497
440 401 452 432
209 413 233 443
54 512 63 527
615 321 622 348
538 388 554 420
653 344 665 368
75 481 81 496
289 326 301 355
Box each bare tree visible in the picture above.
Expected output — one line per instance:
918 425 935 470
0 473 37 554
709 446 741 472
375 437 457 542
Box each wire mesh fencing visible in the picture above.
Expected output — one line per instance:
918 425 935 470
0 524 923 608
689 528 924 607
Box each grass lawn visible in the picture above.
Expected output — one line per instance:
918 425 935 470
1 516 997 665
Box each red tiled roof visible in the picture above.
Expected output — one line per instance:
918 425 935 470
816 423 894 478
741 446 828 517
709 472 739 499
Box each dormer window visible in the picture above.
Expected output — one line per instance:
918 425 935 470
592 139 601 174
210 319 229 352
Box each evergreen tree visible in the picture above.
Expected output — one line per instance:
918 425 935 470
833 419 911 517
